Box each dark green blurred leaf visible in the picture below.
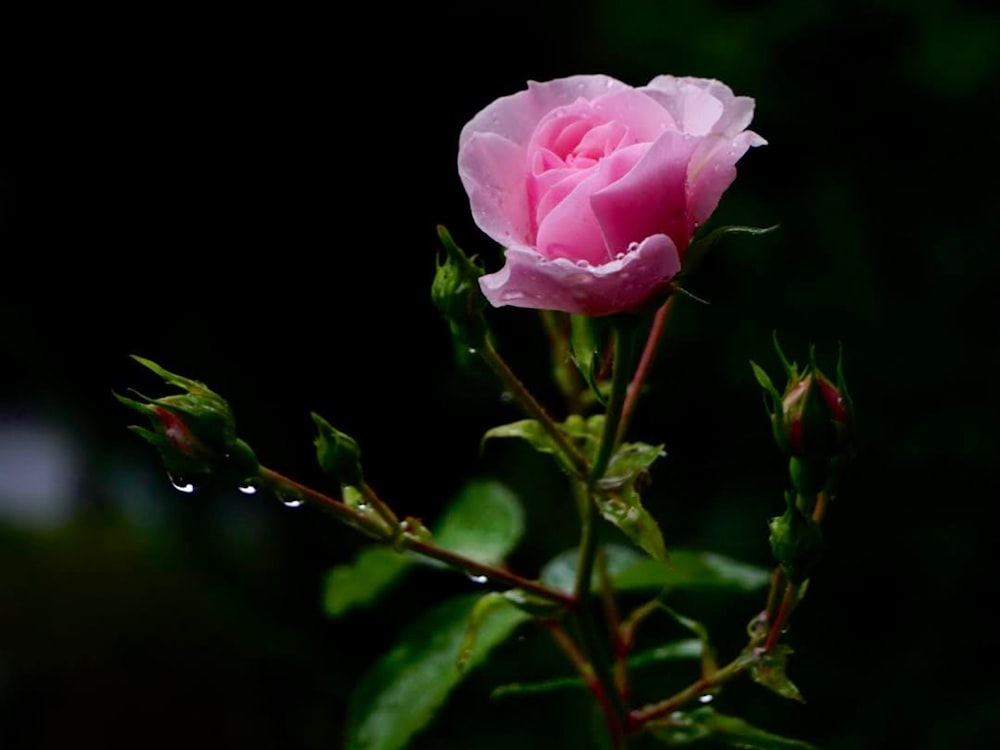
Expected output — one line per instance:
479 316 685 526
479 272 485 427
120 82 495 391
323 547 409 618
649 706 815 748
492 638 700 700
323 480 523 618
748 645 804 703
457 592 523 670
614 550 771 593
540 544 642 593
596 441 668 560
431 479 524 565
345 595 529 750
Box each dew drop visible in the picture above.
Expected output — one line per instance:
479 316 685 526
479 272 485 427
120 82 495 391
698 694 714 704
276 491 304 509
167 474 199 494
615 252 625 260
467 574 489 584
237 482 257 495
467 347 478 355
500 391 515 404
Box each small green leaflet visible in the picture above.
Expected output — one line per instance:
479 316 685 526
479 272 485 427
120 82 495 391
649 706 815 749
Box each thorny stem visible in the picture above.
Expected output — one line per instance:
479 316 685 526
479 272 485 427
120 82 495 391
478 338 590 477
617 298 675 444
257 466 575 609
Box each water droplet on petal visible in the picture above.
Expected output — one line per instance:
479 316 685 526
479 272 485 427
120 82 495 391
615 252 625 260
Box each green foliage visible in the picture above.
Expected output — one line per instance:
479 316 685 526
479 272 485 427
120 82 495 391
345 594 529 750
540 545 770 595
649 706 816 748
596 441 668 560
323 480 523 618
491 638 701 699
748 645 804 703
431 225 488 348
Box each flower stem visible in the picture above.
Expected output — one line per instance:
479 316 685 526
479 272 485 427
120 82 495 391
257 466 574 608
539 310 586 413
630 651 754 726
359 482 401 530
571 320 639 734
478 338 590 477
617 298 675 444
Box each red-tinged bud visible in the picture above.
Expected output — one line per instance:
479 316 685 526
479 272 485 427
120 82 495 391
116 357 258 489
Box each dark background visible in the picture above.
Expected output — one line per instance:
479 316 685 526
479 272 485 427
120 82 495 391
2 1 998 748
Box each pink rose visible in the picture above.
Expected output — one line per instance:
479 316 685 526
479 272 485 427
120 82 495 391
458 74 765 316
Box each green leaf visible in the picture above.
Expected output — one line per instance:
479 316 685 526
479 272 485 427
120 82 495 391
431 480 524 565
322 480 523 618
613 550 772 594
649 707 816 749
345 595 529 750
748 645 805 703
481 415 603 472
492 638 700 700
595 441 669 560
660 606 717 678
540 544 643 593
683 224 779 279
323 547 409 618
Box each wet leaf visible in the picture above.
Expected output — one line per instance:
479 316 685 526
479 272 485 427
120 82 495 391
749 645 805 703
346 595 529 750
649 706 815 748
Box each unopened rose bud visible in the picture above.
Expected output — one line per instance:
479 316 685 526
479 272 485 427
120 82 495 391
311 412 364 486
431 225 488 348
116 357 258 485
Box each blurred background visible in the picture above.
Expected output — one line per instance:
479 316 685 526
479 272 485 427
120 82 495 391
2 1 998 747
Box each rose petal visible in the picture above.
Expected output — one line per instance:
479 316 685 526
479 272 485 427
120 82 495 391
687 129 766 227
478 234 680 316
459 75 628 149
535 142 648 264
589 88 678 140
590 130 701 256
644 76 758 138
458 132 532 247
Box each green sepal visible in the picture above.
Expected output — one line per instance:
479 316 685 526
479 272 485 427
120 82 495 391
682 224 779 279
431 225 488 349
311 412 364 486
648 706 815 748
569 314 611 406
747 644 805 703
594 441 668 561
769 492 823 584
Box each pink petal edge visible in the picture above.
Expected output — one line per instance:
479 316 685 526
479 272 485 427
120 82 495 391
478 235 681 317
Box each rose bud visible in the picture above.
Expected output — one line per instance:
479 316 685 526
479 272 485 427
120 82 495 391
458 75 765 316
115 356 258 488
311 412 364 487
431 225 488 348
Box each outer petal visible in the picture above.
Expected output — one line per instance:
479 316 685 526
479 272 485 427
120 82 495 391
459 75 628 149
458 132 532 246
590 130 701 256
478 234 681 316
643 76 756 138
687 130 766 227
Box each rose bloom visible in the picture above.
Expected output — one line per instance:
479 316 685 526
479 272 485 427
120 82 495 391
458 74 765 316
